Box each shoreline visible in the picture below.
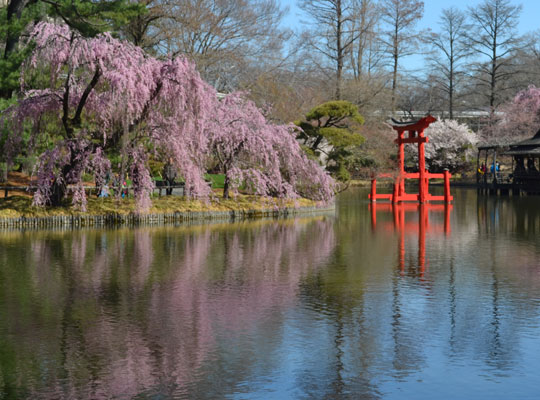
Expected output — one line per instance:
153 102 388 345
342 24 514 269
350 178 476 187
0 205 336 230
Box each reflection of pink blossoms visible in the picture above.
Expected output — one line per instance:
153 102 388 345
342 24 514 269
21 218 336 398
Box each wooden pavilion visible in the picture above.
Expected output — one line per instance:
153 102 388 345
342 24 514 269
504 129 540 193
477 129 540 195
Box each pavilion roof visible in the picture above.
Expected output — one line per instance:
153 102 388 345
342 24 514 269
505 148 540 156
503 129 540 156
477 143 505 151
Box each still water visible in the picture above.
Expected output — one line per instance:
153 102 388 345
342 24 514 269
1 188 540 399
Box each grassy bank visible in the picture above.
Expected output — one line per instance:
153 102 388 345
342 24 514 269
0 191 321 219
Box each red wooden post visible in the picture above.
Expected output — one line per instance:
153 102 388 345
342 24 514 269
392 180 399 203
398 130 405 199
418 129 426 203
444 170 451 203
370 178 377 202
370 203 377 230
398 130 405 172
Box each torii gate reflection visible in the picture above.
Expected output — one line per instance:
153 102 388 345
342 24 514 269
370 202 452 278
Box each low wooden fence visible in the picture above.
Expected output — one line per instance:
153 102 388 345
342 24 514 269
0 182 190 198
0 206 335 230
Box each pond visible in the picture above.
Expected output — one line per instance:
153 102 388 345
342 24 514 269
0 188 539 399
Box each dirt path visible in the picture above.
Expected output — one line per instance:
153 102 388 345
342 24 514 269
0 172 35 198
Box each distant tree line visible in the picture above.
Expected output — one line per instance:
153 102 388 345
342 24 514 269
2 0 538 183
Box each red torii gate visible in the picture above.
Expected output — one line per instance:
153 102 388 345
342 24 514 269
369 115 452 204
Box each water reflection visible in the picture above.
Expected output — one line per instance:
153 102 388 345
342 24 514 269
0 217 336 398
368 202 453 395
370 203 451 278
477 194 540 238
1 189 540 399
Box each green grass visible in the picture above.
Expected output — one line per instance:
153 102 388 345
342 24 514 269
0 192 320 218
205 174 225 189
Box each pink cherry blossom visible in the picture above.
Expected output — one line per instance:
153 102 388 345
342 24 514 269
1 22 335 210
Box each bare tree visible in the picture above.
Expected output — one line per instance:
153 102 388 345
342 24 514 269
154 0 291 91
299 0 357 99
425 7 470 119
122 0 166 52
379 0 424 111
396 76 442 117
467 0 525 113
345 0 393 114
349 0 381 79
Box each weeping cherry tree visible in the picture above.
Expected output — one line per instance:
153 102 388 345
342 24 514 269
208 93 335 201
2 22 217 210
1 22 335 210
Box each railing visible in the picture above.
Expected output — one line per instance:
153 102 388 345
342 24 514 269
477 172 512 185
476 171 540 186
0 185 112 199
0 180 212 199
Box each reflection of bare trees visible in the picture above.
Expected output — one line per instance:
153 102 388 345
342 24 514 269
294 189 540 397
437 192 540 371
0 217 335 398
477 195 540 239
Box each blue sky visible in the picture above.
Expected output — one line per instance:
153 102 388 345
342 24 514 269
278 0 540 71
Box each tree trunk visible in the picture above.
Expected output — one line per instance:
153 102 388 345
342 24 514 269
449 59 454 120
223 173 230 199
48 159 76 206
391 21 399 112
47 145 90 206
490 54 497 115
489 31 497 115
1 163 7 183
449 35 454 120
4 0 28 57
391 52 398 112
49 180 67 207
335 0 343 100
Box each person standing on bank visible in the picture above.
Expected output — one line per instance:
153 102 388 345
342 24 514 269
163 158 177 195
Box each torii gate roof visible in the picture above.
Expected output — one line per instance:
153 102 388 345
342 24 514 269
387 115 437 131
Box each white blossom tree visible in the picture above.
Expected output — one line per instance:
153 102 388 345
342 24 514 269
407 119 478 172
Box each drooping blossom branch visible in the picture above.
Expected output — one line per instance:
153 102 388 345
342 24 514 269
1 22 335 209
3 22 218 207
208 93 335 202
